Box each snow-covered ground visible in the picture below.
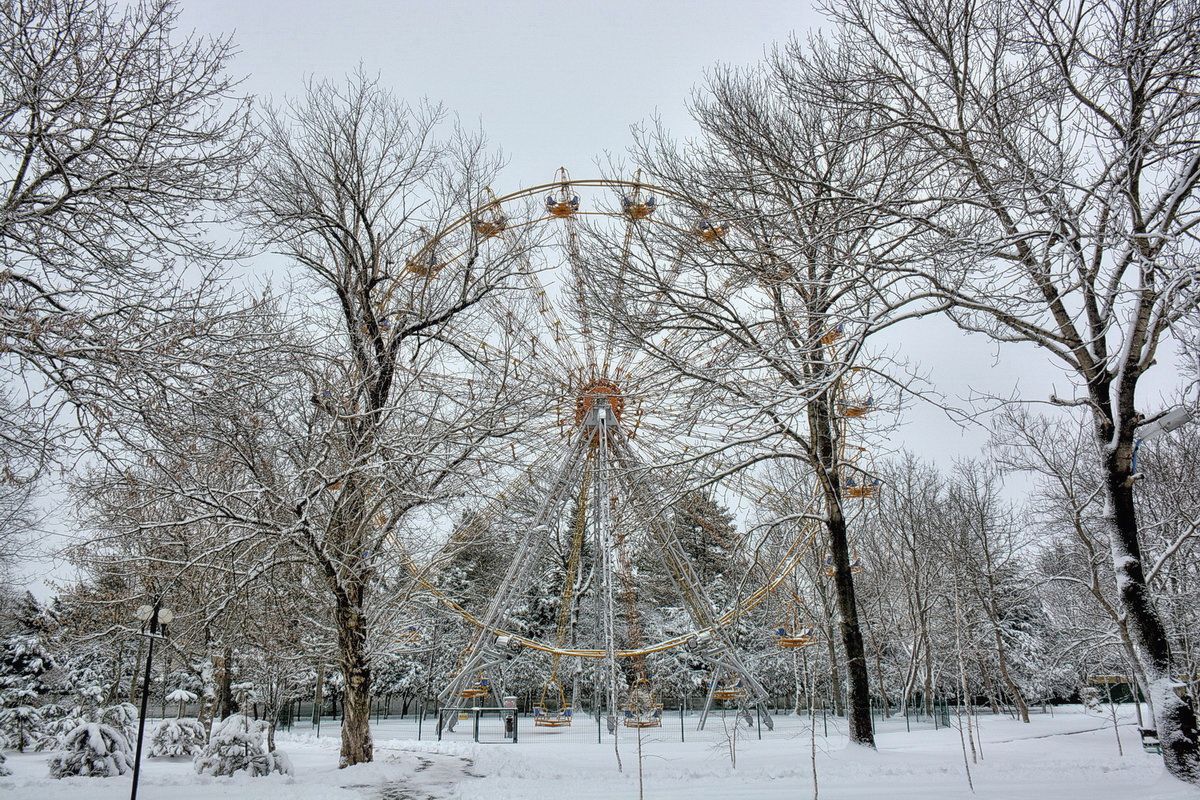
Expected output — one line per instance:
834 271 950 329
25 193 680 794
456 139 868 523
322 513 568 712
1 706 1193 799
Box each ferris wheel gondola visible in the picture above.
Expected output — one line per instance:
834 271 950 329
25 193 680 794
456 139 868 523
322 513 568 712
472 187 508 237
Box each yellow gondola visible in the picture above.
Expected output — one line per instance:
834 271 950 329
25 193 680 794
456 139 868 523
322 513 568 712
775 625 817 649
840 397 874 418
844 476 880 499
459 679 490 700
546 196 580 218
823 554 866 577
532 678 573 728
693 217 730 242
405 229 445 277
472 188 508 237
545 167 581 218
622 193 658 220
710 677 746 703
821 323 845 345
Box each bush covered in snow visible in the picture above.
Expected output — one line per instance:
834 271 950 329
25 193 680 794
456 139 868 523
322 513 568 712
98 702 138 741
33 704 82 752
150 717 207 758
0 632 54 695
166 688 198 718
0 750 10 777
193 713 291 777
48 721 132 778
0 699 43 751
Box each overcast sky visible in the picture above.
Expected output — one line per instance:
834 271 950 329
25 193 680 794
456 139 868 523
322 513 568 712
17 0 1188 594
171 0 1181 449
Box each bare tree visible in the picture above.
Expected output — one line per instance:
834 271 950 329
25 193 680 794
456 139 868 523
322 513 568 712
0 0 255 469
596 38 945 746
221 74 527 767
829 0 1200 779
945 459 1034 722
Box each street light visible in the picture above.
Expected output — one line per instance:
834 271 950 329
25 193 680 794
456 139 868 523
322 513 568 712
130 601 172 800
1133 406 1194 473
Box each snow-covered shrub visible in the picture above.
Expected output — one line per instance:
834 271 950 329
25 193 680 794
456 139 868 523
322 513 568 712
0 750 10 777
48 721 132 778
167 688 197 718
150 717 206 758
0 700 43 751
192 713 292 777
58 656 107 709
0 633 55 696
35 706 85 752
99 702 139 741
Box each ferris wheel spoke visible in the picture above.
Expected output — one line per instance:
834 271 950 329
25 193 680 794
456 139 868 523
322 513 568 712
438 432 590 707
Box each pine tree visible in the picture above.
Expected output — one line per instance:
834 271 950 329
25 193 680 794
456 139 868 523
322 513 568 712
0 613 55 752
192 714 292 777
48 721 132 778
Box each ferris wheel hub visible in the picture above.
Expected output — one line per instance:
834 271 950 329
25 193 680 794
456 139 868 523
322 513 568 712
574 378 625 427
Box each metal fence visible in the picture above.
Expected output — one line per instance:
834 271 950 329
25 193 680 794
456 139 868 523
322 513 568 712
275 697 956 745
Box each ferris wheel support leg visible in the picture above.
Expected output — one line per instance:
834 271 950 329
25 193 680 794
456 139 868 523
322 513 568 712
698 678 719 731
610 434 777 733
438 436 589 728
439 655 505 735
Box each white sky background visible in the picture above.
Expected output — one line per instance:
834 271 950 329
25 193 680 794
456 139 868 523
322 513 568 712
17 0 1189 595
173 0 1184 457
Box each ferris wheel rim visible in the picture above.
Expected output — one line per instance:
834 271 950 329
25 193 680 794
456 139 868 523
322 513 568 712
404 513 821 659
401 171 826 661
408 176 710 259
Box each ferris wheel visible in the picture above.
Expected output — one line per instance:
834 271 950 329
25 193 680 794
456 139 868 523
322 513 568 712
394 169 840 734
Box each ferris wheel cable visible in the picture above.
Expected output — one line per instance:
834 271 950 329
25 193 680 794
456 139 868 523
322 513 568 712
403 446 563 572
614 434 776 730
598 202 639 378
513 284 581 372
562 214 599 373
610 430 820 621
475 312 581 388
450 434 588 651
549 462 591 679
400 430 824 657
400 517 818 661
436 437 591 709
491 226 588 371
608 242 692 381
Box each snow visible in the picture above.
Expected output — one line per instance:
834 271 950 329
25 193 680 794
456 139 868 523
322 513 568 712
0 706 1194 799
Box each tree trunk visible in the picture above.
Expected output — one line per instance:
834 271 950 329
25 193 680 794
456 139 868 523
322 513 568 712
811 385 874 747
826 509 875 746
312 662 325 725
129 637 145 704
822 627 844 716
335 594 373 767
1099 393 1200 782
1104 440 1200 782
160 650 170 720
108 645 126 706
217 645 234 720
993 627 1030 722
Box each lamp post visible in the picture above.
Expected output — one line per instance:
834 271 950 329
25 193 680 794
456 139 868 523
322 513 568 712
1133 406 1193 474
130 601 172 800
